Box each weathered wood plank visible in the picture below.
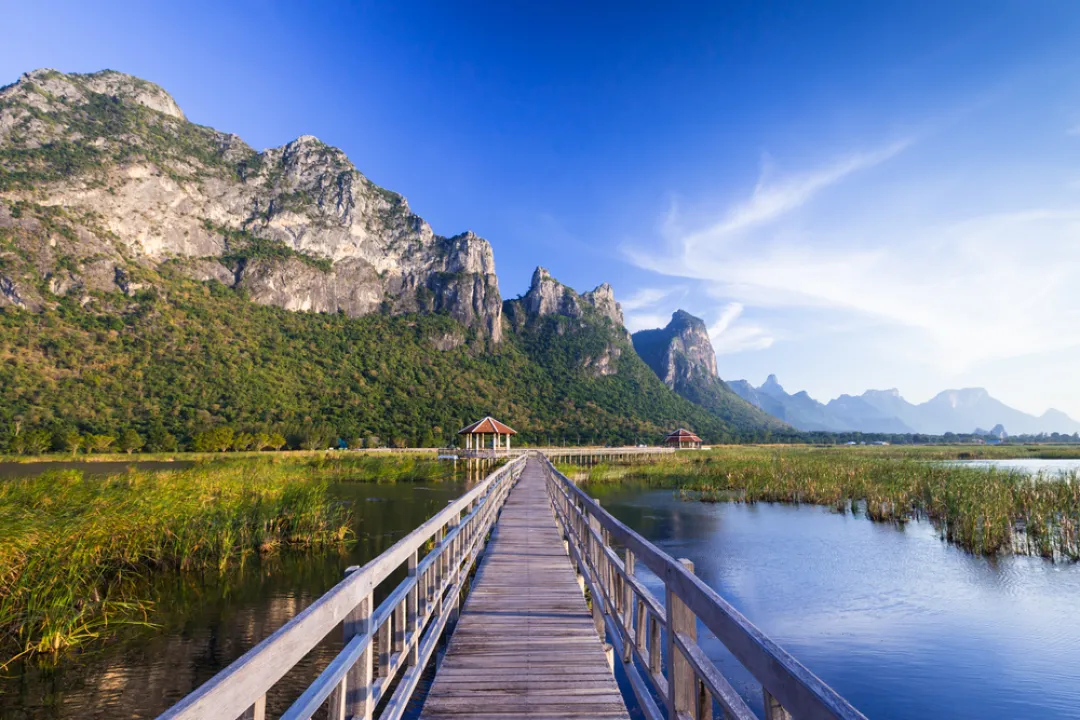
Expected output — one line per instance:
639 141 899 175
419 457 629 719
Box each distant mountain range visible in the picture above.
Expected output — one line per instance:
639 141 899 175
729 376 1080 436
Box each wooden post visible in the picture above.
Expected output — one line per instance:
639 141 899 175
666 558 700 720
344 592 374 720
589 499 605 637
764 690 793 720
623 551 635 663
237 696 266 720
407 549 419 666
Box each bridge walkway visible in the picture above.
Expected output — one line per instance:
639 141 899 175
419 457 629 719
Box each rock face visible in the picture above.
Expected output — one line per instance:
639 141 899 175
506 267 629 377
632 311 785 430
524 267 625 329
631 309 717 389
0 69 503 340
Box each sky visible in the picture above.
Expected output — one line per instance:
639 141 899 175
4 1 1080 418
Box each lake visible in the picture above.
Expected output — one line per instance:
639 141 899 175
952 458 1080 476
0 460 196 480
589 482 1080 719
0 479 467 719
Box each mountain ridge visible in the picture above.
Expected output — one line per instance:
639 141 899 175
0 68 787 448
631 311 787 432
731 376 1080 436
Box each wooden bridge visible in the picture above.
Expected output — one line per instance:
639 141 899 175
160 453 865 720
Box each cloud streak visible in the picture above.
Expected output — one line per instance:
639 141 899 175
625 141 1080 376
680 140 912 251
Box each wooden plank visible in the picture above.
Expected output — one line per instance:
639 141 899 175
419 457 629 719
546 458 867 720
161 456 525 720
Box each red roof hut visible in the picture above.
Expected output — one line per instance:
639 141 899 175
663 428 702 449
458 416 518 454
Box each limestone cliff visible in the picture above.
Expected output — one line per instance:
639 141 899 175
632 310 787 430
505 267 629 377
0 69 502 340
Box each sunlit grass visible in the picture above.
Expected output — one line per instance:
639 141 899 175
0 461 355 666
569 445 1080 561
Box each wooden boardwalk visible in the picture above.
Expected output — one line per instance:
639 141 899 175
419 457 629 720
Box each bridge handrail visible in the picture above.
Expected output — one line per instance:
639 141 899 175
541 455 866 720
160 455 527 720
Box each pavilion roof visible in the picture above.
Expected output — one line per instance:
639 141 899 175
457 416 518 435
664 428 702 443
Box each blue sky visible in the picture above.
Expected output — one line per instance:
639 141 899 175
5 1 1080 419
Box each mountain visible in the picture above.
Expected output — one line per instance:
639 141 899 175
631 311 786 432
0 69 502 338
0 68 784 448
733 376 1080 436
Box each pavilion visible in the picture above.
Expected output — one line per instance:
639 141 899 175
663 428 702 449
457 416 517 454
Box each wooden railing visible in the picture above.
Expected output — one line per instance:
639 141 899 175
160 455 527 720
542 456 866 720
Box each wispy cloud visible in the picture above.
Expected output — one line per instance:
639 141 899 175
624 141 1080 376
708 302 774 354
620 287 678 312
679 140 911 251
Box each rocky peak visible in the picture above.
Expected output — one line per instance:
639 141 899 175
9 68 185 121
0 68 505 342
630 309 717 389
761 374 786 396
523 267 625 327
581 282 624 327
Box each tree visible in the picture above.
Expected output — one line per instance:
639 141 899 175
266 432 287 451
231 432 255 451
54 428 83 455
253 432 272 451
86 434 116 453
147 429 178 452
193 426 234 453
118 429 144 454
22 429 52 455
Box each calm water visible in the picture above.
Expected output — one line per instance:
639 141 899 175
0 480 467 719
589 483 1080 719
953 458 1080 476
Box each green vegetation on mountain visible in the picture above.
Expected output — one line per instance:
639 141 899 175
0 264 793 451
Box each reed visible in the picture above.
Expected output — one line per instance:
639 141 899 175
0 462 352 665
571 446 1080 561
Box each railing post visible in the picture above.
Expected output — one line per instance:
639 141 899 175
236 695 266 720
764 690 793 720
589 498 605 637
623 550 635 664
666 558 700 720
344 591 374 720
407 549 419 666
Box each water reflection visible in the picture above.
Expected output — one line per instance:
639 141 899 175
589 483 1080 719
0 480 466 719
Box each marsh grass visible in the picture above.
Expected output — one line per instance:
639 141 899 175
570 446 1080 562
0 461 353 665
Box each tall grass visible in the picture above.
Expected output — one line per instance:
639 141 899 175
571 446 1080 561
0 462 352 665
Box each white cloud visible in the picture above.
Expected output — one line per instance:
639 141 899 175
708 302 774 354
625 143 1080 376
678 140 911 251
623 311 673 333
620 287 676 312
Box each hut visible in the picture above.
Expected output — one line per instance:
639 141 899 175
663 428 702 449
457 416 517 454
